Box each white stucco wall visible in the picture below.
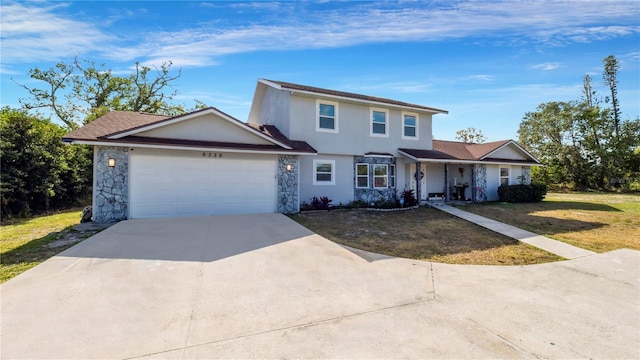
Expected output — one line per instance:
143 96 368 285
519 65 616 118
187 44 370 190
489 145 528 160
137 114 272 145
256 86 291 137
485 165 501 201
287 93 435 156
299 154 354 205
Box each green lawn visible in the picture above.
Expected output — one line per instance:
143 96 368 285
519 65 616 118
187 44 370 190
1 209 83 283
459 192 640 252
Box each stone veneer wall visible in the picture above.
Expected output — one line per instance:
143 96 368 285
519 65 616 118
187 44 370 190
353 156 396 204
93 146 129 222
474 164 488 202
277 155 299 213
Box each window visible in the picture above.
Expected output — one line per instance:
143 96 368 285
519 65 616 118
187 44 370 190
402 112 418 139
370 108 388 137
317 100 338 132
373 164 388 188
356 163 369 188
500 167 510 186
313 160 335 185
389 164 396 188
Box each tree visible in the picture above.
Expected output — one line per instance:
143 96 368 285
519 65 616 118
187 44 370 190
455 127 487 143
14 58 186 128
518 56 640 191
0 107 92 218
603 55 621 137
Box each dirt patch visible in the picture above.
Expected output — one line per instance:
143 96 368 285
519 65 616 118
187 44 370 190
46 222 116 249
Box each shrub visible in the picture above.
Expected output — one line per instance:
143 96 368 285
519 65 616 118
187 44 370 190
301 196 332 211
498 184 547 203
373 196 400 209
346 199 368 208
401 189 418 207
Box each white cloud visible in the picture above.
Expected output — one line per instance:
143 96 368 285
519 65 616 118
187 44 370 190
465 75 494 81
531 63 563 71
0 2 112 63
2 1 639 67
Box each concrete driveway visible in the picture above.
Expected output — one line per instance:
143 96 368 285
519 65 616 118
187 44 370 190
1 213 638 359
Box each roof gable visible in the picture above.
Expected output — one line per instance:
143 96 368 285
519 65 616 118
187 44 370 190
134 112 273 146
63 108 317 155
107 107 291 149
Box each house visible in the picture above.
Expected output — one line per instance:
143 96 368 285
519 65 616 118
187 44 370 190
63 79 541 222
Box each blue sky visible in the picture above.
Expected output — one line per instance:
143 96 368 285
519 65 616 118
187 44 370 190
1 1 639 141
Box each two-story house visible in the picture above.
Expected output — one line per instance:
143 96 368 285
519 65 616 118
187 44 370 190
63 79 541 222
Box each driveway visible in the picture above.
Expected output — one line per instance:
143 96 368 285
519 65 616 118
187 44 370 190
1 213 638 359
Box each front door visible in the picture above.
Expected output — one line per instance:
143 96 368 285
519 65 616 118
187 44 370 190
409 163 427 201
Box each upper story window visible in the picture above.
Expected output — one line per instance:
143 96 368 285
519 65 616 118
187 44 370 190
370 108 388 137
500 167 510 186
313 159 335 185
317 100 338 133
402 112 418 140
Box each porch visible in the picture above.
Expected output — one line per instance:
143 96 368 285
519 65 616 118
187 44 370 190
405 161 482 203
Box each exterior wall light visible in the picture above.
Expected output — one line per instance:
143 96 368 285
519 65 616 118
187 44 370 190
286 164 292 172
108 158 116 168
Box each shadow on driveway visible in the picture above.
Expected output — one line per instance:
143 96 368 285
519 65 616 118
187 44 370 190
58 213 315 263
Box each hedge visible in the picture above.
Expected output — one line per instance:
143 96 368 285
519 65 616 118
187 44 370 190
497 184 547 203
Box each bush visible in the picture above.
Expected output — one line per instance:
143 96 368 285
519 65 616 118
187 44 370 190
498 184 547 203
301 196 332 211
401 189 418 207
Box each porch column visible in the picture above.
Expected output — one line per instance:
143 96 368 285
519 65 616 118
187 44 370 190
415 161 421 202
471 165 476 203
444 163 449 202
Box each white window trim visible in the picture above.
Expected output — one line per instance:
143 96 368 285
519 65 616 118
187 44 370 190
500 167 510 186
355 163 369 188
390 164 396 188
313 159 335 185
370 107 389 138
401 112 419 140
316 99 339 133
373 164 388 189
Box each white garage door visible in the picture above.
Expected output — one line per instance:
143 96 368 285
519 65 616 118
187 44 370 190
129 150 277 218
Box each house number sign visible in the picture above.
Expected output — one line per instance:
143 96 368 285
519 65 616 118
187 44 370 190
202 152 223 158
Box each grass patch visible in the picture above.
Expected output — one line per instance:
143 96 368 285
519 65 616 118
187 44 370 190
459 192 640 253
1 208 85 283
289 207 561 265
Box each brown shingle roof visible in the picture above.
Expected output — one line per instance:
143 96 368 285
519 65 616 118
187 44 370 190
264 79 448 114
400 140 540 164
63 109 316 154
63 111 170 141
433 140 511 160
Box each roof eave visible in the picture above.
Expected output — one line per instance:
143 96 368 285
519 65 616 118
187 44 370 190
64 139 317 156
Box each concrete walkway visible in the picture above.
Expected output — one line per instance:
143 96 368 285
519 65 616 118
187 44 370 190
428 202 596 259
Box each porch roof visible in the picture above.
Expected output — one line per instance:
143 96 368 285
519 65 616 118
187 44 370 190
399 139 542 166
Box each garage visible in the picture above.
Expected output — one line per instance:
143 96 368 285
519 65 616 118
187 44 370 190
129 149 277 218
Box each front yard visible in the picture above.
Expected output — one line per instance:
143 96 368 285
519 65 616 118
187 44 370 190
290 207 562 265
290 192 639 265
459 192 640 253
0 208 103 283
